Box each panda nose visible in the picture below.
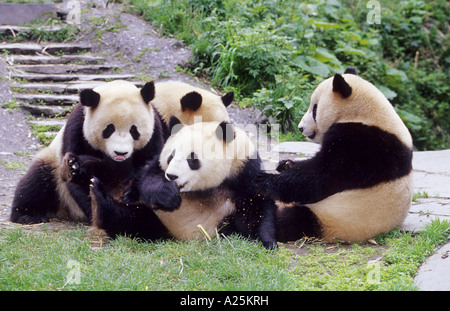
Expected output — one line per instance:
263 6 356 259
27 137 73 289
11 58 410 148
166 173 178 181
114 151 128 156
298 127 304 133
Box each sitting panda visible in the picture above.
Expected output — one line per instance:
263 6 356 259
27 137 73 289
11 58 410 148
257 67 414 243
153 81 233 137
10 80 167 224
89 118 278 249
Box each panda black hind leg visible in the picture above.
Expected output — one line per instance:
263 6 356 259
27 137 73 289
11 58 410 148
10 160 59 224
256 197 278 250
275 204 322 242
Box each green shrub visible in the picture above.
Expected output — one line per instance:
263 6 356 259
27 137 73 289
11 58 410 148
129 0 449 150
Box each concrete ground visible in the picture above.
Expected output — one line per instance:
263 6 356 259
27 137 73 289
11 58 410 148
277 141 450 291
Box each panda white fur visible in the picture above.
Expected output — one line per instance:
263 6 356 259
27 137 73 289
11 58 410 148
258 67 414 242
10 80 166 226
152 81 233 137
89 118 278 249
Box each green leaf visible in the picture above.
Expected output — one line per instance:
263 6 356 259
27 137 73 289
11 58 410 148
335 46 366 56
396 109 423 131
308 20 341 30
386 68 408 81
313 47 339 63
293 56 330 77
376 85 397 100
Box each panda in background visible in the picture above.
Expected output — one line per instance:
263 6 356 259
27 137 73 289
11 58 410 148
10 80 169 226
257 67 414 243
89 118 278 249
153 81 233 138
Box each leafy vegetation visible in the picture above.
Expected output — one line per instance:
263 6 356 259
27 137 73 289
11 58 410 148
0 219 449 290
129 0 449 150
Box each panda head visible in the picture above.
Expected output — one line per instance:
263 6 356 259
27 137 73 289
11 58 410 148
153 81 232 125
159 118 255 192
298 67 412 146
80 80 156 162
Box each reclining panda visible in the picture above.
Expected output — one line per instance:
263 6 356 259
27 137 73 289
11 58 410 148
88 118 278 249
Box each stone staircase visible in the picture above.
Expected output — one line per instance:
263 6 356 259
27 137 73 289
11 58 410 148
1 26 142 138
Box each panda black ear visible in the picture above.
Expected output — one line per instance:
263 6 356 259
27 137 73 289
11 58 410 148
215 122 235 144
221 91 234 107
332 74 352 99
80 89 100 108
344 67 358 75
181 91 202 112
168 116 183 136
140 81 155 104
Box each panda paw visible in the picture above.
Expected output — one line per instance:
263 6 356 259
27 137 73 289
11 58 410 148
62 153 80 181
276 159 296 172
151 182 182 211
89 176 105 193
64 153 80 176
262 241 278 250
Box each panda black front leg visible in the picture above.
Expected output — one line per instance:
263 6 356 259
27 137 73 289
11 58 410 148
136 158 181 211
140 175 181 211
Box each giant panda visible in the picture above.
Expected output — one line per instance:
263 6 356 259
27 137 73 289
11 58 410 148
88 118 278 249
257 67 414 243
153 81 233 138
10 80 166 225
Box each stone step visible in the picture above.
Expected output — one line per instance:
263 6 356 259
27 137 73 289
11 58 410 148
274 141 321 157
0 43 91 55
11 73 136 82
14 93 78 106
11 55 106 65
12 81 145 94
19 103 71 117
29 119 66 127
11 64 114 74
0 25 63 35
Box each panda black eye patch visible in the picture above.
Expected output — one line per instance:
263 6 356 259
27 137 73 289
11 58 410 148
167 150 175 164
187 152 201 170
102 124 115 139
130 125 140 140
312 104 318 122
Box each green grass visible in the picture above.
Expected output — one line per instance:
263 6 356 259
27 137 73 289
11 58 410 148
1 219 449 291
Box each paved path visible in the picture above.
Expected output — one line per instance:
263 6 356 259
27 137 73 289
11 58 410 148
277 141 450 291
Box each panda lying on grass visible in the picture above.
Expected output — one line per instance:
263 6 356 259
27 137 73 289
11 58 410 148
88 118 278 249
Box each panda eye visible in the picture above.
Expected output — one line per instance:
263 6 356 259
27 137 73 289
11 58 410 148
102 124 115 139
187 152 200 170
312 104 318 122
130 125 140 140
167 150 175 164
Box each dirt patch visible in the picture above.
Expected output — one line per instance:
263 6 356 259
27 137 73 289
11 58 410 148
0 59 40 224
